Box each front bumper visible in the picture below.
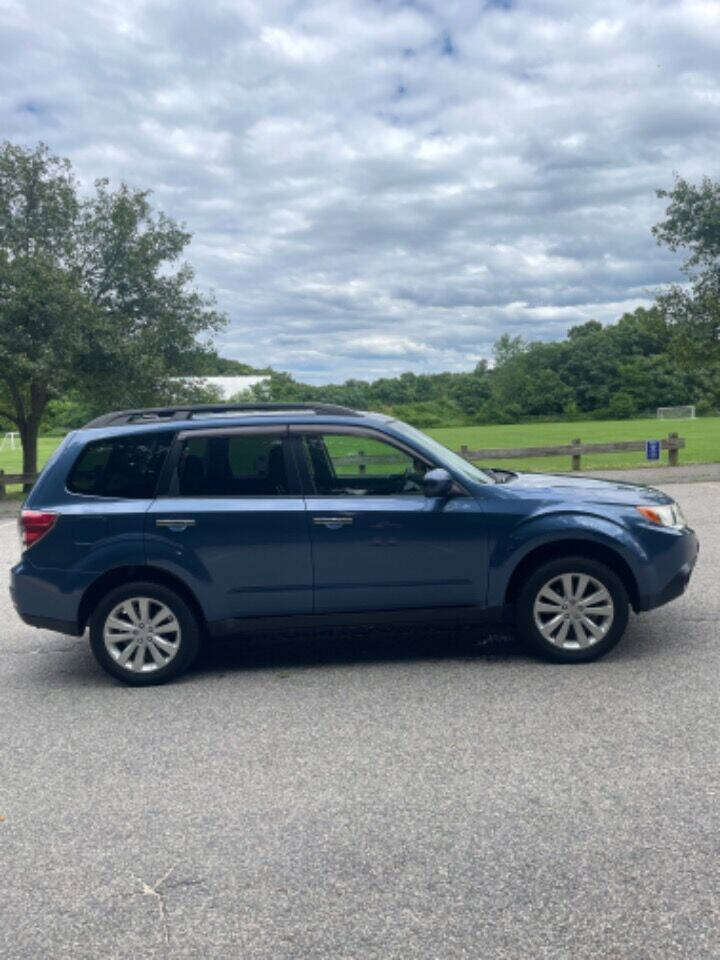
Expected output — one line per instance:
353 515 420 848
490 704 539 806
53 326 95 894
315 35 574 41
636 527 699 612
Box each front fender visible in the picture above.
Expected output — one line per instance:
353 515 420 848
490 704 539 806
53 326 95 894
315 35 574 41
487 510 646 609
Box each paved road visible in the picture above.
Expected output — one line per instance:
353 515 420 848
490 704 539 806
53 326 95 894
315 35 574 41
1 484 718 960
583 462 720 485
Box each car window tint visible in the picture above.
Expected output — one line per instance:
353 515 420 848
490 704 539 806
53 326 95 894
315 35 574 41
67 432 172 498
177 434 289 496
304 434 429 496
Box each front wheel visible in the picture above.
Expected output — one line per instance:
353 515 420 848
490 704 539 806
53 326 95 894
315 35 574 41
89 581 201 685
516 558 629 663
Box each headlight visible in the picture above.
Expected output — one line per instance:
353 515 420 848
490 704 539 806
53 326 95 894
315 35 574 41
635 502 687 529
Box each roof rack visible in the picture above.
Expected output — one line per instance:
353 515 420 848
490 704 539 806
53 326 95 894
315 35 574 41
82 402 361 428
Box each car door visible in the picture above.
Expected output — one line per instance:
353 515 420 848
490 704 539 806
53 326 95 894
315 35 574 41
291 426 488 614
58 429 174 571
145 426 313 623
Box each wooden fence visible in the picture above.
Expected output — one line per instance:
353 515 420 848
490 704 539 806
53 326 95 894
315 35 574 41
336 431 685 474
0 471 37 499
0 432 686 498
459 431 685 472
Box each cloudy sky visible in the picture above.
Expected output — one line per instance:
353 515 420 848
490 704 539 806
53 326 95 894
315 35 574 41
2 0 720 382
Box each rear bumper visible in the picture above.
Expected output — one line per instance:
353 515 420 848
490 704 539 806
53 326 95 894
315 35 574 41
636 528 699 612
10 561 85 636
14 608 82 635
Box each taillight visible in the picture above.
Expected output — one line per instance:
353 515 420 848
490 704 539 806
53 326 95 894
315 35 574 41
20 510 58 549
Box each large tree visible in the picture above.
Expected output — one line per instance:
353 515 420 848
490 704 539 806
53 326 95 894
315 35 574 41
0 141 225 477
653 175 720 366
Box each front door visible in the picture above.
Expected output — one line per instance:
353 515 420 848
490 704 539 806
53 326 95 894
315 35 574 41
292 427 488 614
146 427 313 623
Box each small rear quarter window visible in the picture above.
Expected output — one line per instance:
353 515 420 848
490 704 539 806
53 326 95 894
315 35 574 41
67 432 173 499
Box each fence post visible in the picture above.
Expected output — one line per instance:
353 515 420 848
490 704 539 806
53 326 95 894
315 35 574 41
0 469 4 500
571 438 582 471
460 445 469 460
668 432 679 467
358 450 366 475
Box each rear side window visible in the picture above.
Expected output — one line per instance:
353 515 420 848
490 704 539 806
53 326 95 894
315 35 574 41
67 432 172 498
176 433 289 496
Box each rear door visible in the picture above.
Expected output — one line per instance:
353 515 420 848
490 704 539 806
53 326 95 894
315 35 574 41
49 430 174 571
292 426 488 614
145 427 313 623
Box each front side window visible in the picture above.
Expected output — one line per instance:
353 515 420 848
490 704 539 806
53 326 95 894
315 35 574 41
67 431 172 498
302 432 431 496
176 433 290 496
389 421 492 484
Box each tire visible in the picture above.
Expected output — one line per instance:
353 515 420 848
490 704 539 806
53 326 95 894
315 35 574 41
89 581 201 685
515 557 629 663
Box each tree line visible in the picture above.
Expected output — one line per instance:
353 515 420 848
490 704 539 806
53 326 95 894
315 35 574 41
246 305 718 426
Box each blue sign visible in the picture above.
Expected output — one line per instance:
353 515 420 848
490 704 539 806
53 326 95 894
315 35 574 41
646 439 660 461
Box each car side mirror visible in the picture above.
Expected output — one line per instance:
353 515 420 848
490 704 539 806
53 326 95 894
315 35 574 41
422 467 453 498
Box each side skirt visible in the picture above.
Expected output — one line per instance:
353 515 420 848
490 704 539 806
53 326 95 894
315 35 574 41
208 605 512 637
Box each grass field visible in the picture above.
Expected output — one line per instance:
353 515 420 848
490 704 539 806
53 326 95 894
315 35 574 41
428 416 720 472
0 437 62 500
0 416 718 496
0 437 63 476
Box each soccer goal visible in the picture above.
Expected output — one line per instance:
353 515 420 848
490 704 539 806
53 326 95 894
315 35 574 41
0 431 19 450
657 405 696 420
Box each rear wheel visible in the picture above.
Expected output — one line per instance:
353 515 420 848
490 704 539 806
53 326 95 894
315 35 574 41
89 581 201 685
516 557 629 663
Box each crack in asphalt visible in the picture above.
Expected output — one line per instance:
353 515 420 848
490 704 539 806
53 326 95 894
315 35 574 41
131 866 176 950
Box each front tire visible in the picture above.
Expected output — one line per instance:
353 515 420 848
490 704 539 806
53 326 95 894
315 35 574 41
516 557 629 663
89 581 201 685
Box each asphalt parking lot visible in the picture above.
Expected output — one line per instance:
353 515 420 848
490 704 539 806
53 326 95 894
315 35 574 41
1 482 718 960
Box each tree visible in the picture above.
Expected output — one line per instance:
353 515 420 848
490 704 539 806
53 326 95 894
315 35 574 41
653 175 720 268
0 256 94 472
0 141 225 477
653 175 720 370
567 319 603 340
492 333 526 367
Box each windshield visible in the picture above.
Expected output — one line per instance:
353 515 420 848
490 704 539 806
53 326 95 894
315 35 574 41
389 421 493 485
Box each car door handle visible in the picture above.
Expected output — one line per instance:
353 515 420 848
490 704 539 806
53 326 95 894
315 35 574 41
312 516 354 526
155 518 196 529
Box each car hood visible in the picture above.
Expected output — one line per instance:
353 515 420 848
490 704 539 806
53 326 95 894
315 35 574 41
502 471 672 506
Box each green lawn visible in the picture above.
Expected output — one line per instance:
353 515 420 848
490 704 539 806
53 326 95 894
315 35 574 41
0 416 718 494
0 437 63 495
0 436 62 475
427 417 720 472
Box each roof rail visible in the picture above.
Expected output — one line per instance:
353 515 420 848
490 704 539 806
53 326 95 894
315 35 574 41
82 402 361 428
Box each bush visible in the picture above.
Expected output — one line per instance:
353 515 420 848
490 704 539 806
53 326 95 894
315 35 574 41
389 400 465 427
696 397 718 417
607 392 636 420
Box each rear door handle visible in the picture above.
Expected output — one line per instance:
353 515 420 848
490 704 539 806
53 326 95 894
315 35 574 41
312 516 354 527
155 518 196 530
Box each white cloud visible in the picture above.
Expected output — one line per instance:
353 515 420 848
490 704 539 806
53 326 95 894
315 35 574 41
345 336 431 358
260 26 335 63
2 0 720 382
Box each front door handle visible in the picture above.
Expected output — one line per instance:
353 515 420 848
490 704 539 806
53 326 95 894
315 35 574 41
312 516 354 527
155 518 196 530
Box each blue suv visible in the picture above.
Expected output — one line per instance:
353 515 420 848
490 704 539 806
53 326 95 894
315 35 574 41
10 403 698 684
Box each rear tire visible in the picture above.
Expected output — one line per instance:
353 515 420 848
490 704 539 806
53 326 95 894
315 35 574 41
89 581 201 685
516 557 629 663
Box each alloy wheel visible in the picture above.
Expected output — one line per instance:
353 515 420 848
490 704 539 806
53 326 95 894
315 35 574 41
103 596 181 673
532 573 615 650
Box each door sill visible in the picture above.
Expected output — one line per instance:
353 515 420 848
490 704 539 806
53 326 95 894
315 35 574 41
208 605 511 637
